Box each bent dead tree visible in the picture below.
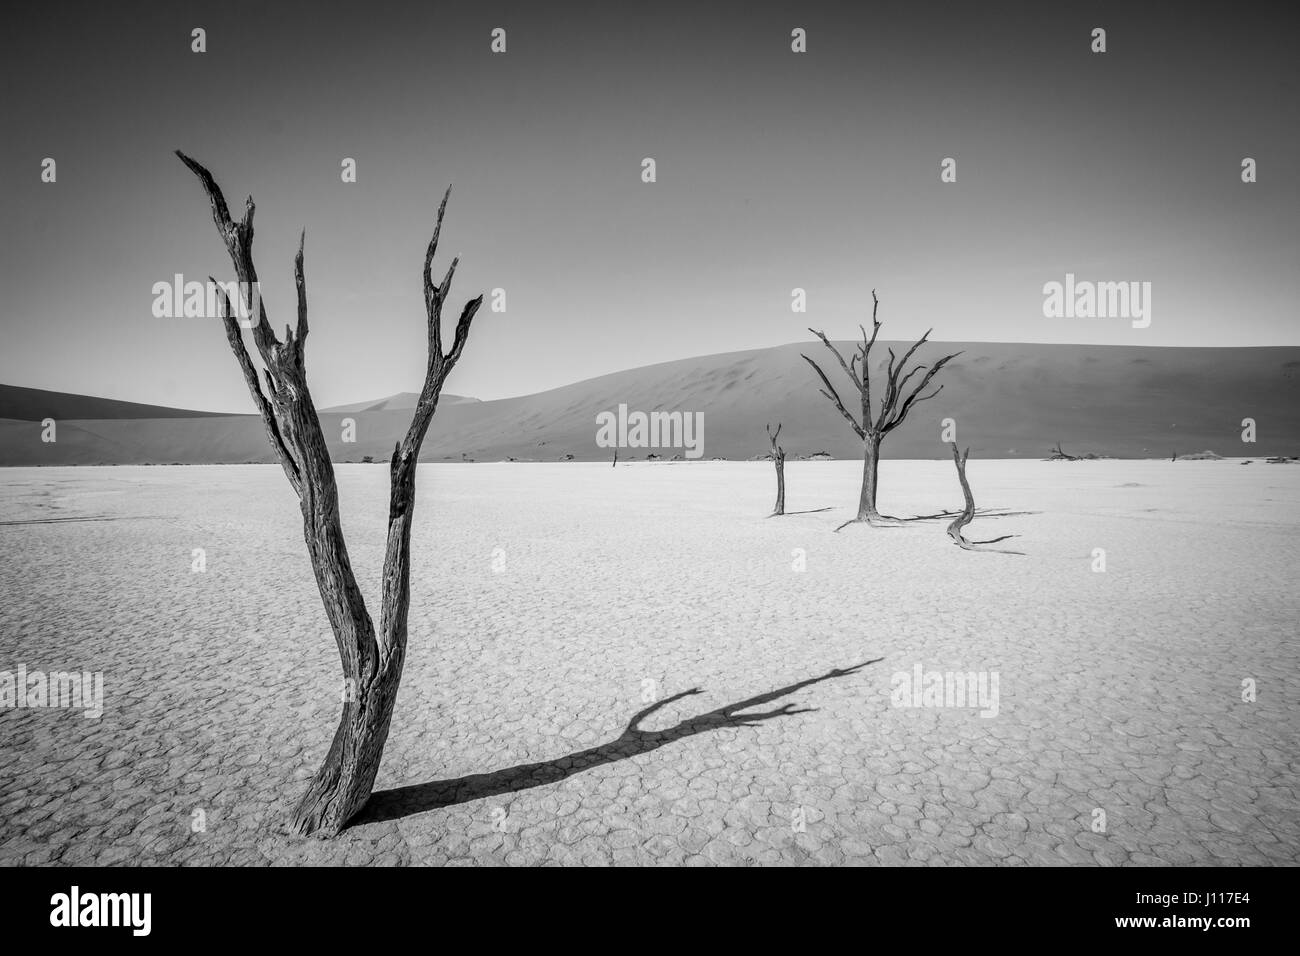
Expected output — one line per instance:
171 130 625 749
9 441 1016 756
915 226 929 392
766 422 786 516
946 444 1023 555
802 291 960 528
177 151 482 836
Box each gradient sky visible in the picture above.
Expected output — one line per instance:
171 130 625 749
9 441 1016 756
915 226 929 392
1 0 1296 411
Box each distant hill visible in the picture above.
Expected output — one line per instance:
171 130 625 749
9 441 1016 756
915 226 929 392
0 383 234 421
2 342 1297 465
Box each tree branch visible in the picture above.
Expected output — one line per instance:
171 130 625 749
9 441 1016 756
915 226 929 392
859 291 882 426
292 229 308 357
210 280 302 495
883 350 961 433
807 328 863 395
175 150 279 361
422 186 453 358
801 353 865 440
179 150 376 679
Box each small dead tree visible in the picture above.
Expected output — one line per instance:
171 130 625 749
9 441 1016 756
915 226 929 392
766 422 786 515
802 291 960 526
177 151 482 836
947 444 1022 555
1047 441 1079 461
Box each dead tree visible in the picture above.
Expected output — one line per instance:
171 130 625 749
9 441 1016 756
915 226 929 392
1047 441 1079 461
766 422 786 515
802 291 960 527
177 151 482 836
947 444 1023 555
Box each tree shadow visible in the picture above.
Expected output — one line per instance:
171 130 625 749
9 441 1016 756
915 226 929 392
905 508 1038 521
354 659 880 828
833 508 1039 532
768 507 834 517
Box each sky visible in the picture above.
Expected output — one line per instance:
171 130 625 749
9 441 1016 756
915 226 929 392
1 0 1296 411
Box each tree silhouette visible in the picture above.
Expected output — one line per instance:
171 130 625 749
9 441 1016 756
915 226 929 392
178 151 482 835
803 290 960 527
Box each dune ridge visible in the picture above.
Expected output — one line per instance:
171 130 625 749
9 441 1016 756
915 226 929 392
1 342 1296 465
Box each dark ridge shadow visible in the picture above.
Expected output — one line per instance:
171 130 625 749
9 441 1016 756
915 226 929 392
0 515 125 526
354 660 880 828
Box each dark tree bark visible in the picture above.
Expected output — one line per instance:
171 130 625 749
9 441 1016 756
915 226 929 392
946 444 977 548
946 443 1023 555
178 152 482 836
802 290 960 527
766 422 786 515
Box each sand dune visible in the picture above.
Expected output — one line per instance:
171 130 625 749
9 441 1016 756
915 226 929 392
2 342 1297 465
0 383 232 422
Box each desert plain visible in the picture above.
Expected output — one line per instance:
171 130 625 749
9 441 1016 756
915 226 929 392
0 458 1296 865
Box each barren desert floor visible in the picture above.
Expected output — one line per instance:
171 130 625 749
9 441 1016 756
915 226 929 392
1 460 1297 865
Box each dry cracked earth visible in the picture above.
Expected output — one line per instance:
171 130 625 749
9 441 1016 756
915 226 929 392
1 461 1297 866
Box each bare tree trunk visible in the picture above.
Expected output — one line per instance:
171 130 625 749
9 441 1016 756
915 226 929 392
766 423 785 516
612 446 618 467
290 645 402 835
857 435 881 520
774 456 785 515
291 451 425 833
178 152 482 836
946 444 976 547
946 443 1022 555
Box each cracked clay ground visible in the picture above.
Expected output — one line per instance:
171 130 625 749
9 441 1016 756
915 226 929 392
1 460 1297 865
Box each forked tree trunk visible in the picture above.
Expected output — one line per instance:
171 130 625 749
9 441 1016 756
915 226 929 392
178 151 482 836
290 450 424 832
291 645 403 834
